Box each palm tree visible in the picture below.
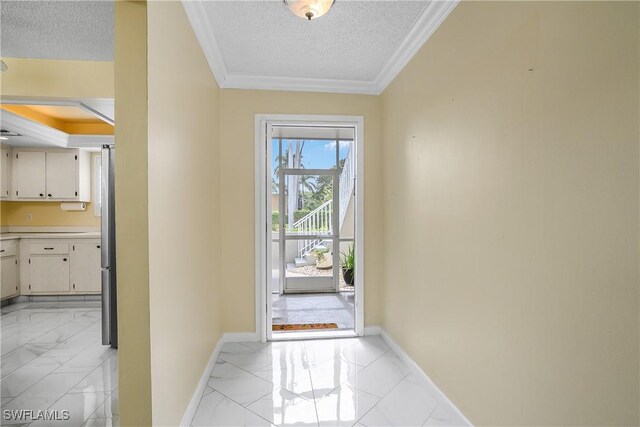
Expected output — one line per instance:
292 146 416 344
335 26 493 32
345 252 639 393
299 175 316 209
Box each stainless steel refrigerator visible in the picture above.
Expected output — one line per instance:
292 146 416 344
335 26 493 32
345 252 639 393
101 145 118 348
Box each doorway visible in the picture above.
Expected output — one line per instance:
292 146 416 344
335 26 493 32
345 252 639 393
256 115 364 341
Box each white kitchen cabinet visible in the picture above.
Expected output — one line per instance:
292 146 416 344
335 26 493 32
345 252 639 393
1 258 19 299
18 237 101 296
1 148 11 199
14 151 46 199
10 148 91 202
1 240 19 300
70 242 101 293
30 255 70 293
46 152 77 200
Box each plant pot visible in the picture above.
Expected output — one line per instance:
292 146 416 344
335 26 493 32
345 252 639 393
341 267 355 285
316 254 332 269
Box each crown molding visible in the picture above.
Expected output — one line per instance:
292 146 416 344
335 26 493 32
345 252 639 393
182 1 228 88
182 0 459 96
223 73 379 95
373 0 459 94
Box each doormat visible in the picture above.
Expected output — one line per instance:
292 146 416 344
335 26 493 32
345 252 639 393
273 323 338 331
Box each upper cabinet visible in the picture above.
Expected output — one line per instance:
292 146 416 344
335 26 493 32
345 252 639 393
46 152 77 200
15 151 46 199
11 148 91 202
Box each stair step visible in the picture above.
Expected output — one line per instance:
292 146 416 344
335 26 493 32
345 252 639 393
294 257 308 267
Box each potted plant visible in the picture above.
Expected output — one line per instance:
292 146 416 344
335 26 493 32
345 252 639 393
340 245 355 285
313 246 332 270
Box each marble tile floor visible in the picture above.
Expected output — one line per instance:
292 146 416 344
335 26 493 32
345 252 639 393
0 301 118 427
190 337 468 426
272 293 355 330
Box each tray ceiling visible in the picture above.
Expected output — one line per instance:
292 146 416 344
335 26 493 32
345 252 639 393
183 0 458 95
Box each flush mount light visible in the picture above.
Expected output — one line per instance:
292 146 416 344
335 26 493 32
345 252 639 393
284 0 335 20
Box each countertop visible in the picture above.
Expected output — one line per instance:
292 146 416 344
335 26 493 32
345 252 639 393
0 232 100 241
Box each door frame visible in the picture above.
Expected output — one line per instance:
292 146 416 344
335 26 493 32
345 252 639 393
255 114 365 342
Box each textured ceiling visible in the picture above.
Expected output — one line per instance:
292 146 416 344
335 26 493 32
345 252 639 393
0 1 114 61
200 1 429 81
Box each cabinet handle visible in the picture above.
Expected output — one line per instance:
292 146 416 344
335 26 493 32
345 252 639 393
97 245 101 249
39 193 44 197
44 247 54 250
62 258 67 262
48 194 52 197
0 249 4 253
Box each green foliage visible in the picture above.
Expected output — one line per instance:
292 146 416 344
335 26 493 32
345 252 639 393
340 245 355 270
272 211 279 231
312 246 330 262
294 210 310 222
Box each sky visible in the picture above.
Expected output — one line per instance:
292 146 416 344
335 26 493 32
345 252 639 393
271 139 351 173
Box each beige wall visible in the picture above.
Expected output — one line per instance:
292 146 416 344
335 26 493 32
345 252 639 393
0 201 99 227
0 57 113 99
147 2 223 425
218 89 383 332
380 1 639 425
115 2 152 426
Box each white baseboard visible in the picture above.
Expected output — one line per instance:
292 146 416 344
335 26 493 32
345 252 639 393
364 325 382 336
180 336 224 427
223 332 260 343
364 325 473 427
180 332 261 425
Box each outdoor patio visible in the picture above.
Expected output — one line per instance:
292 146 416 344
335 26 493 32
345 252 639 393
272 291 355 330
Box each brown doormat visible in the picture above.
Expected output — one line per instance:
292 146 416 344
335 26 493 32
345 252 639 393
273 323 338 331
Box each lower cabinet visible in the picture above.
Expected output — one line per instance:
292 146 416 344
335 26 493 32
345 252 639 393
30 255 70 293
22 238 101 296
1 239 19 300
1 256 19 299
70 243 101 293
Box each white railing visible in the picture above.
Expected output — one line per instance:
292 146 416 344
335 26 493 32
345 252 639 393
339 145 355 227
293 200 333 257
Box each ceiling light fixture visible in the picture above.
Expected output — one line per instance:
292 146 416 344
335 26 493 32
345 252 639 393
284 0 335 21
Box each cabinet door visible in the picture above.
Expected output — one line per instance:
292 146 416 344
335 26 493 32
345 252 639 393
30 255 70 293
15 151 46 199
71 243 101 293
1 149 9 199
46 152 77 200
1 257 18 299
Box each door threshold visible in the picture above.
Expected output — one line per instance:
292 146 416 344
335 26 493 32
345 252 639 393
270 329 357 341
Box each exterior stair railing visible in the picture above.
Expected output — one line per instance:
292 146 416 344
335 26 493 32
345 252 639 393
292 146 356 258
339 145 355 228
292 200 332 257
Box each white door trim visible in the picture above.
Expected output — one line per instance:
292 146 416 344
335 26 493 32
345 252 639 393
255 114 365 342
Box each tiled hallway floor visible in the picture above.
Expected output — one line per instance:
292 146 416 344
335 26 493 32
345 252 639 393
0 302 118 426
191 337 467 426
